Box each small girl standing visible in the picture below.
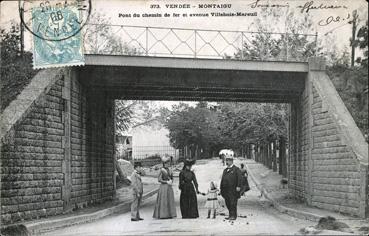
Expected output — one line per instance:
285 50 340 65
203 181 220 219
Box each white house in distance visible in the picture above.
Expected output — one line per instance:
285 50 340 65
115 125 179 162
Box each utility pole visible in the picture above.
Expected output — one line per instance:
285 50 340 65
351 10 358 67
20 6 25 56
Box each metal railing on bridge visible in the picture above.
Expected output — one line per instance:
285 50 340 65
83 24 318 62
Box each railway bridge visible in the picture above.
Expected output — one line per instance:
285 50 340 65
1 43 368 225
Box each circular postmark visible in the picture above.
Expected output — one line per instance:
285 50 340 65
19 0 91 41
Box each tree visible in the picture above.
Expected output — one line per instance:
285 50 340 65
115 100 161 134
83 12 144 55
234 10 319 61
162 102 222 158
354 20 368 68
162 101 289 158
1 23 37 111
326 20 368 139
215 102 288 148
327 65 368 138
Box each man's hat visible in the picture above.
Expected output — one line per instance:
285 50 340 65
134 162 142 168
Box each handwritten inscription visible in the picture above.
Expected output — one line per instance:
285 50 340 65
318 13 351 26
249 0 289 8
297 1 348 13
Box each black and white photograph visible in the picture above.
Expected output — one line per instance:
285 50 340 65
0 0 368 235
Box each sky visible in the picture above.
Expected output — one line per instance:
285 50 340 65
1 0 368 55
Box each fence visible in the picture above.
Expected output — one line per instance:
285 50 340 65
132 145 179 161
83 24 318 62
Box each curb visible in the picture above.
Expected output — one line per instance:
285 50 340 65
245 165 322 222
25 188 159 235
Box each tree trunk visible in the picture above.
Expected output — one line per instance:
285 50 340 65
255 145 258 162
272 140 277 172
247 144 251 159
267 142 272 169
263 143 267 167
280 137 287 178
259 144 264 165
262 144 265 165
278 138 283 175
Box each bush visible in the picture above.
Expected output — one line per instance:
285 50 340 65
1 24 38 111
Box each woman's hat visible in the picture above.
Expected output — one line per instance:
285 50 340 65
134 162 142 168
184 158 195 166
225 154 234 160
161 154 171 163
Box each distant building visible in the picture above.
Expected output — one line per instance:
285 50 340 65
131 126 179 162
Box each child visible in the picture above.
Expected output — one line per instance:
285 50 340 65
130 162 144 221
203 181 220 219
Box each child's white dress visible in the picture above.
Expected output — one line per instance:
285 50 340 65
204 189 220 209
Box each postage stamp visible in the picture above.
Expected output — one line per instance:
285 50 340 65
31 6 84 69
19 0 91 69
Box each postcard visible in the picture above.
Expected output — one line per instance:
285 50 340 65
0 0 368 235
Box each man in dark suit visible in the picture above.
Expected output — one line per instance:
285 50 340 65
220 155 242 220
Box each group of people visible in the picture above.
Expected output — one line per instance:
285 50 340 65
130 154 249 222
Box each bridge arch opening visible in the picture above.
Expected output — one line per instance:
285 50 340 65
71 56 309 210
113 99 291 178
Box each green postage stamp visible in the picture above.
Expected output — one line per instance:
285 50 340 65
20 0 91 69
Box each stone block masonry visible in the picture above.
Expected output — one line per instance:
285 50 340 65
288 77 310 204
307 68 368 217
69 79 115 208
287 60 368 218
1 68 115 225
1 78 65 224
310 86 361 216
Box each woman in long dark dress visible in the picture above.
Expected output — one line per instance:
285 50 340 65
239 163 250 196
179 159 199 219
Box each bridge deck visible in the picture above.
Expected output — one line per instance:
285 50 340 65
80 55 308 103
85 55 309 72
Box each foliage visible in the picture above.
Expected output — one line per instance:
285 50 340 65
83 12 144 55
162 102 289 158
231 7 367 141
217 103 288 145
115 100 161 134
326 20 368 138
327 65 368 138
354 20 368 68
0 23 38 111
234 10 319 61
162 102 218 158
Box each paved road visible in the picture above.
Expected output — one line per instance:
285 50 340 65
43 159 313 235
